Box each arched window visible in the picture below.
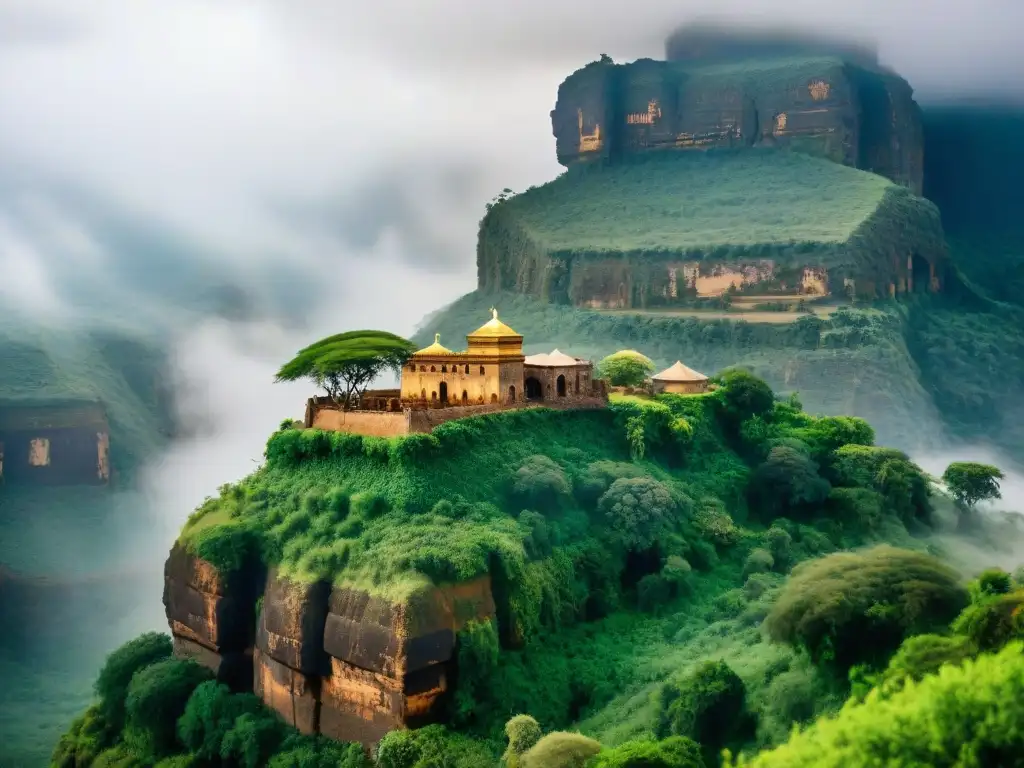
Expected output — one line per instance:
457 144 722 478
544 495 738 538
430 365 436 372
491 393 498 403
557 375 567 397
508 385 516 403
479 366 485 375
461 390 468 404
431 391 437 400
421 389 427 400
420 365 426 372
441 365 447 373
408 364 416 372
464 364 470 375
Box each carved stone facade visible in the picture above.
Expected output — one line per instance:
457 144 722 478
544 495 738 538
0 402 110 486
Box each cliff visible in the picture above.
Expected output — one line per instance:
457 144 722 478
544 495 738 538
550 54 923 193
478 150 947 308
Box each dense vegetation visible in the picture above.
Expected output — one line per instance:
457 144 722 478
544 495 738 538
57 366 1024 766
477 149 946 304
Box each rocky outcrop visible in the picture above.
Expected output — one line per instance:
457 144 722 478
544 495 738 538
164 547 497 747
550 54 923 194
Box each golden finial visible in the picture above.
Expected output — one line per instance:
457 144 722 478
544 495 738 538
490 307 498 320
434 333 441 344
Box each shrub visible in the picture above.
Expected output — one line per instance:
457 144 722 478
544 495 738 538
376 729 421 768
267 734 370 767
952 588 1024 652
825 487 884 531
693 499 739 547
877 633 975 690
743 548 775 578
597 350 656 386
520 732 602 768
91 746 147 768
658 661 750 763
219 711 287 768
590 736 706 768
95 632 173 731
714 369 775 427
727 642 1024 767
574 461 643 508
502 714 542 767
124 658 213 758
513 455 571 508
749 447 830 518
764 546 969 673
177 681 262 761
51 705 113 768
969 568 1012 600
764 527 792 568
598 477 679 550
451 619 500 725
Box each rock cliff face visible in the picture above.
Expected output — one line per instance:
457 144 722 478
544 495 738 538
162 545 496 746
550 55 922 194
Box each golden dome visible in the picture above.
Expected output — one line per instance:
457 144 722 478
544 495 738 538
467 307 522 339
414 333 455 356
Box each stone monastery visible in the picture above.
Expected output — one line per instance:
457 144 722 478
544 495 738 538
305 309 609 437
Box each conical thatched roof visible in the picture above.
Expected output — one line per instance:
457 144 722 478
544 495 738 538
652 360 708 382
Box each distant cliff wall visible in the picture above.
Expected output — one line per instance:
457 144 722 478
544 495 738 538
550 56 922 193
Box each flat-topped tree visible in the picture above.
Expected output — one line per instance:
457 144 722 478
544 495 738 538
275 330 416 411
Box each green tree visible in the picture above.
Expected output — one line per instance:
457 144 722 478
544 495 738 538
727 642 1024 767
124 658 213 758
512 455 571 508
274 330 416 410
177 681 262 761
658 661 750 764
764 546 968 673
942 462 1004 508
502 715 542 767
598 477 680 550
590 736 706 768
748 446 830 518
597 350 656 387
714 369 775 428
94 632 173 731
219 711 286 768
520 732 602 768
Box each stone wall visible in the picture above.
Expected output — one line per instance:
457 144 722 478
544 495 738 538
165 549 498 746
310 409 411 437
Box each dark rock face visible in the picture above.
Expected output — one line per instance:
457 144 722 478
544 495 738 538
164 544 497 747
550 56 923 193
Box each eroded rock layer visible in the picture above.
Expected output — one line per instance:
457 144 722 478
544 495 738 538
551 56 922 193
164 549 497 746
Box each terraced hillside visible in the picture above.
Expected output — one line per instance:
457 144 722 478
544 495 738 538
478 150 947 308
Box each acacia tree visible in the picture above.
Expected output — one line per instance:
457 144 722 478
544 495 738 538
275 330 416 411
942 462 1004 509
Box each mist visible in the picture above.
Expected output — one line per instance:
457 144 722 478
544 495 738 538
3 1 1024 761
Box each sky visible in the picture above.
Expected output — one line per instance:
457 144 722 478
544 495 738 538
2 0 1024 534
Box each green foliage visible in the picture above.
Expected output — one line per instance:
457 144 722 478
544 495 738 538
219 711 286 768
502 714 542 767
573 461 643 508
748 447 830 518
831 445 932 526
598 477 681 550
598 351 656 387
952 588 1024 653
714 369 775 429
177 680 262 761
375 725 493 768
94 632 173 732
970 568 1013 600
513 455 572 509
692 499 738 547
267 735 370 768
876 633 975 691
942 462 1004 508
765 546 968 673
452 619 501 725
274 329 416 410
51 705 113 768
658 660 750 763
742 549 774 578
764 527 792 569
729 642 1024 767
124 658 213 758
520 732 602 768
590 736 706 768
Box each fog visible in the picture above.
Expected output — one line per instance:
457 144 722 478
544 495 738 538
2 0 1024 760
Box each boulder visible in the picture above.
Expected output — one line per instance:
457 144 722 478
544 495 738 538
256 568 331 675
322 576 496 678
253 648 320 734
